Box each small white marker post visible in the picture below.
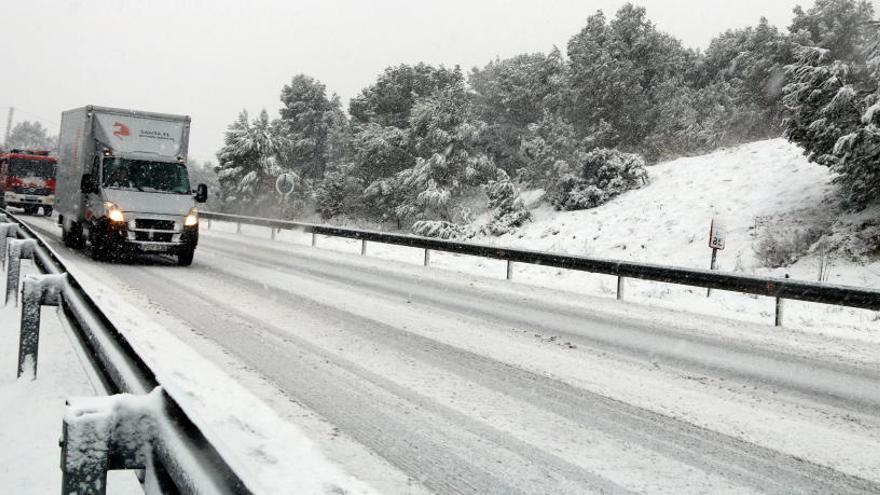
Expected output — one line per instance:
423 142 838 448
706 217 726 297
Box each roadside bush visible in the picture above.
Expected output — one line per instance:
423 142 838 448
754 225 824 268
316 162 364 219
411 220 472 239
548 148 648 211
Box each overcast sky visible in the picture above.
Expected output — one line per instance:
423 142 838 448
2 0 869 163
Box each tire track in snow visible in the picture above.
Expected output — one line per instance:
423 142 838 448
109 262 633 495
201 236 880 415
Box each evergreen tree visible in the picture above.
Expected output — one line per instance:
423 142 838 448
696 17 798 139
790 0 876 61
469 49 567 173
394 79 495 224
566 4 693 153
828 20 880 208
482 169 531 235
215 109 291 214
5 121 55 150
315 162 364 219
279 75 348 180
349 63 462 128
783 0 879 208
518 112 582 187
783 47 863 165
351 123 413 184
350 64 463 178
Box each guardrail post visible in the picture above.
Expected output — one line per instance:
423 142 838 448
311 231 317 247
506 260 513 280
361 239 367 256
775 274 789 327
6 238 37 307
60 390 163 495
270 227 276 240
424 249 430 266
205 217 211 230
617 276 625 300
236 222 241 234
18 274 65 379
0 223 19 268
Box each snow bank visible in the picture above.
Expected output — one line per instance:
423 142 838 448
0 256 142 492
64 261 376 494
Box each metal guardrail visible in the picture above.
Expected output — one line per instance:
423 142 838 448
201 211 880 320
3 210 250 494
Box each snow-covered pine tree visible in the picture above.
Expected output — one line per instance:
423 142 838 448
783 1 880 208
482 169 531 236
518 112 587 187
695 16 797 138
394 76 496 229
315 162 364 220
350 63 463 129
783 46 862 165
5 121 56 150
830 21 880 208
279 75 349 181
469 49 567 175
548 148 648 211
215 109 291 215
566 5 691 152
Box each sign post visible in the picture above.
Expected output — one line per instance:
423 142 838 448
706 217 726 297
275 173 296 198
274 173 297 224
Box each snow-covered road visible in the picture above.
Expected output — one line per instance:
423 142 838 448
20 215 880 494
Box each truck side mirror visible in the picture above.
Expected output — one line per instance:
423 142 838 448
80 174 97 194
195 183 208 203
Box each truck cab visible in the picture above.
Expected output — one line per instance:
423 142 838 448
0 149 57 216
77 151 207 265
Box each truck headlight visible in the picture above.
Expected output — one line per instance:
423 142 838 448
184 208 198 227
103 202 125 223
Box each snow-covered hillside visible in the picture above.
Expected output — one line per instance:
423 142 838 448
494 139 832 274
472 138 879 335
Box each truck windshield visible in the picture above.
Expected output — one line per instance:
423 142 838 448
9 159 55 179
102 158 191 194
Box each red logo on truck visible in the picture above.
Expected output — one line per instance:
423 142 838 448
112 122 130 138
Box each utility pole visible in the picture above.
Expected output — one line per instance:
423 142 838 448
3 107 13 148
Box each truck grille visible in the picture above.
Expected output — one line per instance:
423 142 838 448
135 231 174 242
13 187 51 195
135 219 175 230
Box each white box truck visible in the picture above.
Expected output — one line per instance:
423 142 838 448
56 105 207 265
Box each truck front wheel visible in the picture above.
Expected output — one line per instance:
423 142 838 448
43 207 53 217
89 225 107 261
177 248 195 266
62 221 85 249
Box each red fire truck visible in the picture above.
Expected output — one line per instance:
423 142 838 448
0 149 57 216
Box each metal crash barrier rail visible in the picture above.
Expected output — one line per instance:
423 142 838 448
201 211 880 324
1 210 250 495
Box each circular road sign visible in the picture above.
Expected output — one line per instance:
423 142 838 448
275 173 296 196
